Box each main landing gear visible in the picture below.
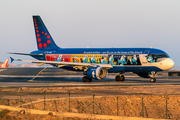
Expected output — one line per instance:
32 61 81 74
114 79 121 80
82 76 92 82
115 73 125 82
149 71 156 82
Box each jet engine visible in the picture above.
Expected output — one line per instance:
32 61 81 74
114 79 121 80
85 67 108 80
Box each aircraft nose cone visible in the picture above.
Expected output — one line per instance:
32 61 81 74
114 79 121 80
165 58 175 70
168 58 175 69
160 58 175 70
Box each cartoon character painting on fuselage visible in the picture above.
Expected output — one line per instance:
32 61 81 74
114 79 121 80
45 53 169 66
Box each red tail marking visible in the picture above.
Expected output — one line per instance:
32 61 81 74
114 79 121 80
36 27 38 29
42 32 44 34
43 43 47 47
37 34 40 37
47 40 51 44
47 36 50 39
36 30 39 33
38 43 42 48
38 38 41 42
45 33 47 35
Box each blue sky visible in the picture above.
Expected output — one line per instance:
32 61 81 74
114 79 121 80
0 0 180 66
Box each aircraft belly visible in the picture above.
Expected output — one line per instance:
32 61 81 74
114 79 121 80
108 66 163 73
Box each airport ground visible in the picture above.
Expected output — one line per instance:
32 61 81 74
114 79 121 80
0 68 180 119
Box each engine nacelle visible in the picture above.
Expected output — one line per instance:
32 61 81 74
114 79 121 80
85 67 108 80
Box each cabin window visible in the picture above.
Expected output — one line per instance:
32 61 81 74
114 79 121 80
107 54 141 65
147 54 169 63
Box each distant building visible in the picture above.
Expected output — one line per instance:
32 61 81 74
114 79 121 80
168 71 180 76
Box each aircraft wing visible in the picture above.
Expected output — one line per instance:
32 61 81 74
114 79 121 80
13 58 113 69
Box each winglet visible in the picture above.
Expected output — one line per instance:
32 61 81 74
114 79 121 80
10 57 14 63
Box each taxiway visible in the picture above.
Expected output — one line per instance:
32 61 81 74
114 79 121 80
0 68 179 88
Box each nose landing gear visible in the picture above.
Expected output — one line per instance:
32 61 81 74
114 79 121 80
150 78 156 82
149 71 156 82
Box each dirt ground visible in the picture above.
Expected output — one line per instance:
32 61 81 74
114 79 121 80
1 85 180 119
0 109 88 120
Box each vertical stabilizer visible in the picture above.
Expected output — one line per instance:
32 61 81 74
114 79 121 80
33 15 60 50
0 58 9 68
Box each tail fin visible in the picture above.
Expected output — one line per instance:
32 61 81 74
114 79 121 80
33 15 60 50
0 58 9 68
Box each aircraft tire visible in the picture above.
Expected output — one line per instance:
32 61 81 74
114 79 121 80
115 75 125 81
115 75 121 81
121 75 125 81
83 76 92 82
150 78 156 82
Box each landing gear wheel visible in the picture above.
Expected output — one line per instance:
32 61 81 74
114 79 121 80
115 75 121 81
115 75 125 81
150 78 156 82
121 75 125 81
82 76 92 82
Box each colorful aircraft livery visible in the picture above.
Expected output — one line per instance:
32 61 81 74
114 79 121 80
10 15 175 82
0 58 9 68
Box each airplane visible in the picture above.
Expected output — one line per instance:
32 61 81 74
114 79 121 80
10 15 175 82
0 58 9 68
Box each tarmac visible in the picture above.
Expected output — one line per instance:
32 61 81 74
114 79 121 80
0 68 180 88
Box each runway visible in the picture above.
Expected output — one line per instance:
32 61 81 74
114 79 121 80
0 68 180 88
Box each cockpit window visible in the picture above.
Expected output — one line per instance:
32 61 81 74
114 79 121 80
147 54 169 63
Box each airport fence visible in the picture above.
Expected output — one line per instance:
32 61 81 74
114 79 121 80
1 89 180 119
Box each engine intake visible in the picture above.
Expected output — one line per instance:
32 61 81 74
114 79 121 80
85 67 108 80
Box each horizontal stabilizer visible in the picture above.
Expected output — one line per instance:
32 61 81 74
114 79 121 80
10 57 14 63
8 52 43 56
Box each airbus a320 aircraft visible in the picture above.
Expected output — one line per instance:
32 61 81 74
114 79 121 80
0 58 9 68
10 15 175 82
